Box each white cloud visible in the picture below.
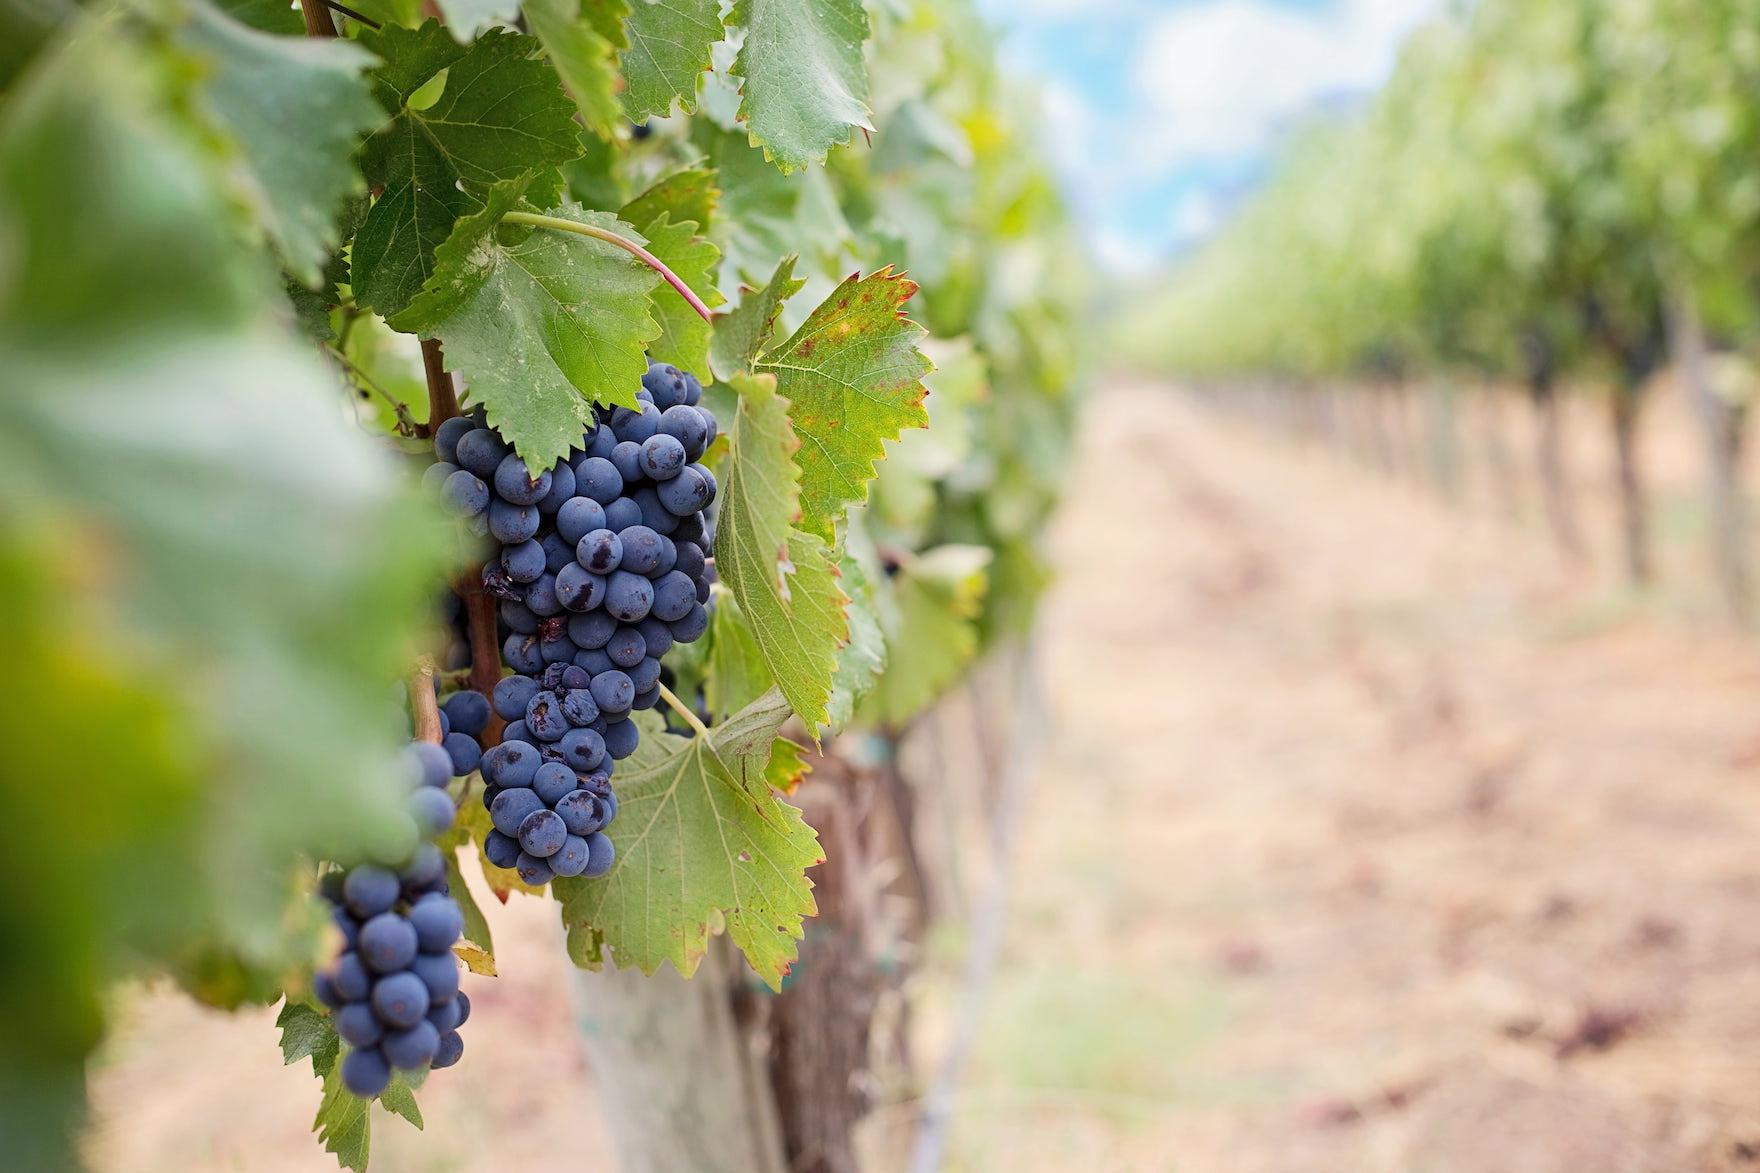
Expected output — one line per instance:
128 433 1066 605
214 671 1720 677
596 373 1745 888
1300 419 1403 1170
1126 0 1437 180
1169 190 1223 244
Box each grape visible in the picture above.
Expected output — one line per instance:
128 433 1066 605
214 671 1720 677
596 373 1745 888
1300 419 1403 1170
681 370 704 407
359 913 419 974
406 786 455 836
639 433 687 480
501 538 545 583
427 997 462 1034
606 626 647 668
455 429 510 479
659 404 709 459
407 741 452 790
494 453 552 505
555 789 607 836
550 835 591 877
409 893 463 952
515 852 554 885
627 656 662 693
617 526 664 575
501 719 531 743
539 627 576 664
582 832 616 877
673 511 706 545
400 842 446 892
605 571 653 622
576 528 622 574
345 866 400 918
500 599 540 635
651 571 697 623
567 609 616 649
558 727 606 772
632 685 660 712
670 601 710 642
518 808 568 857
574 647 615 676
372 971 429 1029
585 424 618 459
632 487 680 535
434 415 475 464
336 1002 384 1048
492 676 541 723
333 952 371 1001
532 761 577 806
342 1047 392 1097
411 952 460 1003
603 718 640 760
382 1020 440 1070
642 363 686 408
422 461 459 493
432 1030 465 1070
555 562 605 611
673 541 706 581
483 829 521 869
441 732 481 776
540 532 576 574
557 496 607 545
442 691 490 737
525 572 562 616
488 499 540 544
442 469 489 517
603 494 643 531
590 670 634 716
526 690 571 741
575 456 623 504
617 402 662 443
608 441 644 487
536 460 576 513
491 787 545 836
559 687 600 727
657 465 712 515
502 632 544 674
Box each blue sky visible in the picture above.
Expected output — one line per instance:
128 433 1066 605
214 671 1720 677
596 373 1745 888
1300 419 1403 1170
973 0 1440 272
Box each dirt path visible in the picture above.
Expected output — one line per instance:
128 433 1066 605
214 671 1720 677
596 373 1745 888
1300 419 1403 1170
88 382 1760 1172
948 383 1760 1171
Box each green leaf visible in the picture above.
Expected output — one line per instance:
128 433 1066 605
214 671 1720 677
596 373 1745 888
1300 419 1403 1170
315 1064 373 1172
713 373 849 732
629 213 723 373
729 0 872 172
525 0 625 139
710 253 802 381
826 541 885 731
438 812 497 974
379 1072 425 1128
215 0 303 35
392 185 662 471
338 0 425 27
554 695 822 989
704 595 775 720
182 2 383 285
621 166 719 232
621 0 723 121
276 1000 340 1077
756 269 931 540
352 23 582 317
861 545 991 725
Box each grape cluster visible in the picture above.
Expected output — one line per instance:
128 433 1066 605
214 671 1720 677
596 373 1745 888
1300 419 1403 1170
313 693 487 1097
426 361 720 887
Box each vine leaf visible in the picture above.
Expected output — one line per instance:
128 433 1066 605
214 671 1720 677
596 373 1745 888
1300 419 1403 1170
621 0 723 121
352 23 582 318
276 1000 339 1077
624 213 723 374
755 269 932 540
714 374 849 732
860 545 991 725
704 595 775 720
710 253 803 382
313 1063 424 1173
826 542 885 731
392 182 661 472
437 804 497 974
435 0 520 36
182 3 382 286
729 0 872 172
554 698 822 990
525 0 624 139
621 166 719 232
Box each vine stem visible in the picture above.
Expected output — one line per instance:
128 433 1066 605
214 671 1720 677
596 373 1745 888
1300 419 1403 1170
297 0 338 36
657 682 712 740
421 338 460 431
503 211 716 324
409 655 443 744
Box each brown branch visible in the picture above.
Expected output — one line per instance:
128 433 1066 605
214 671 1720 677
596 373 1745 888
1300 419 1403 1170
409 655 443 743
323 0 381 28
459 579 506 746
420 338 460 438
298 0 339 37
